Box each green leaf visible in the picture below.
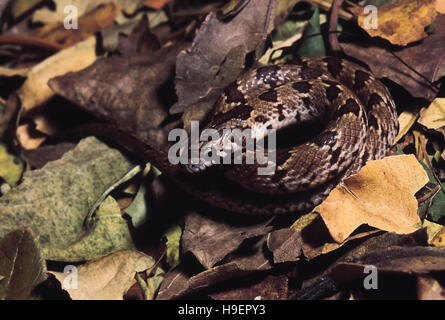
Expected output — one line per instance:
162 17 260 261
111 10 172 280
126 182 150 229
0 228 47 300
296 6 325 57
0 143 24 186
164 225 182 268
48 196 136 261
0 137 138 261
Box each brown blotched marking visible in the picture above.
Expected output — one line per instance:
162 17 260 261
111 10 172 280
366 93 383 113
211 104 253 127
300 66 324 79
329 147 342 165
292 81 311 93
313 131 337 147
368 113 379 129
225 81 246 104
258 89 278 102
270 168 288 183
353 70 371 92
255 115 268 123
276 104 285 121
323 80 341 101
324 56 343 77
335 98 361 118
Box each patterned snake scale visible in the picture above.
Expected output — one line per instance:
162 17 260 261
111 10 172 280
177 57 399 215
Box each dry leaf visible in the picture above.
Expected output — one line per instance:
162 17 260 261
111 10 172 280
33 3 121 48
353 0 436 46
317 155 428 243
393 111 418 144
182 211 272 269
340 14 445 100
16 124 46 150
418 98 445 139
18 36 97 111
51 250 154 300
144 0 171 10
417 276 445 300
436 0 445 13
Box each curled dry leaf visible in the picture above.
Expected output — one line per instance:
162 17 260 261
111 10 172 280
18 36 97 112
51 250 154 300
351 0 436 46
316 155 428 243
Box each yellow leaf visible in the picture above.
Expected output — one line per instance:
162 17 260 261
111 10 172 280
418 98 445 139
355 0 436 46
317 155 428 243
0 143 24 186
18 36 96 111
393 111 418 145
51 250 154 300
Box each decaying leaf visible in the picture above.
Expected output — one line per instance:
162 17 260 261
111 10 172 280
340 14 445 100
0 137 137 261
157 235 272 300
49 43 187 151
0 228 47 300
208 274 288 300
317 155 428 243
171 0 277 117
352 0 436 46
182 211 273 269
51 250 154 300
18 36 97 111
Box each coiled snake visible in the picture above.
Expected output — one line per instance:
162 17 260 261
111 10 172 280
166 56 398 215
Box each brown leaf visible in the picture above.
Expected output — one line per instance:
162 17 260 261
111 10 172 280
49 43 187 151
157 235 271 300
182 211 273 269
340 14 445 100
208 274 288 300
32 3 121 48
317 155 427 243
352 0 436 46
266 228 303 264
18 36 97 112
417 276 445 300
171 0 277 116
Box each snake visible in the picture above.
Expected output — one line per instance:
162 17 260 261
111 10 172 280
160 56 398 215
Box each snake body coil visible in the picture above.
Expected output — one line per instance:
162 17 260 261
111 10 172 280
179 57 398 215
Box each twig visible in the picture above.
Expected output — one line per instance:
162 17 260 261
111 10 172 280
328 0 344 53
0 34 63 52
308 0 353 21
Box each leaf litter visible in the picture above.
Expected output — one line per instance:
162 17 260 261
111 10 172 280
0 0 444 301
